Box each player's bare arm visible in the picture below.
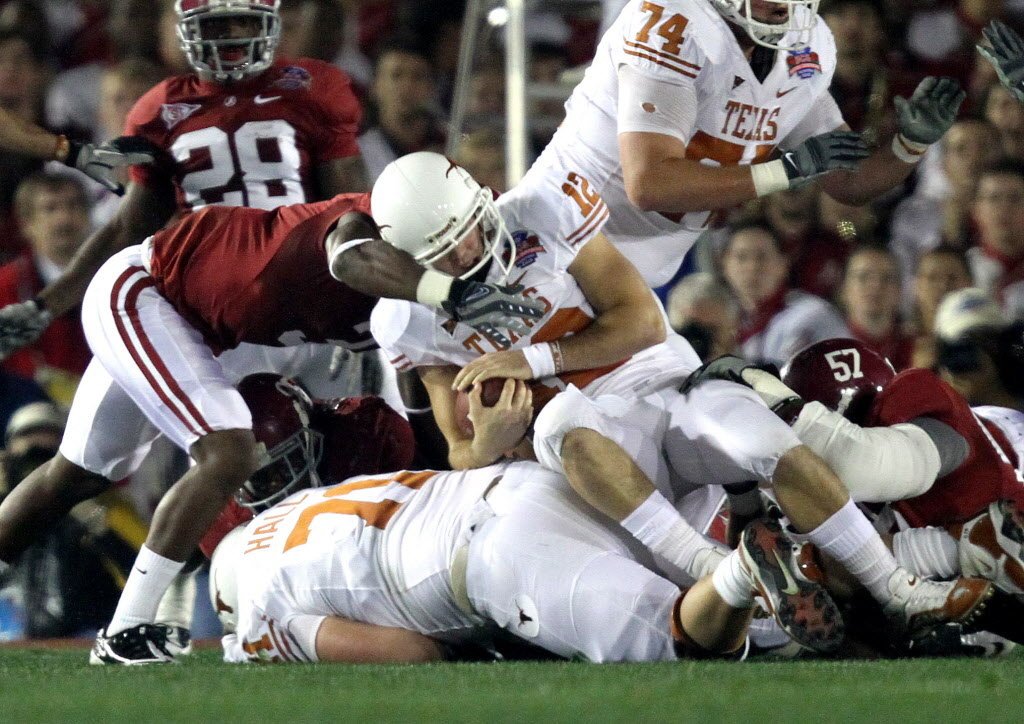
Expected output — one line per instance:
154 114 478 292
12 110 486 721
418 365 532 469
818 78 966 206
453 234 665 390
314 616 444 663
0 107 156 192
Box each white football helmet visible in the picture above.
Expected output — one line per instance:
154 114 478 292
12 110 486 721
208 525 247 634
710 0 819 50
176 0 280 82
371 152 514 281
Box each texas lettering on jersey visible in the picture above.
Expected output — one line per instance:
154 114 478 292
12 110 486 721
125 57 361 211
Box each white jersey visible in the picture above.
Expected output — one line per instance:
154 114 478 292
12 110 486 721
974 405 1024 478
228 466 506 662
371 167 700 407
527 0 843 286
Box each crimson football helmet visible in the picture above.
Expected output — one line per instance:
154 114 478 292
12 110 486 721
176 0 280 82
236 373 323 512
781 338 896 423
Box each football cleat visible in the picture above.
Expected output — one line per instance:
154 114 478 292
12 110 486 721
163 626 193 657
955 499 1024 597
739 518 845 653
882 571 993 638
89 624 177 665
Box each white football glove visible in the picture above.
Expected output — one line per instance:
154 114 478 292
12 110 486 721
0 299 52 359
65 136 158 195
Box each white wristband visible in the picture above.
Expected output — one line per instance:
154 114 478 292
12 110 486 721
415 269 456 307
891 134 929 164
521 343 556 378
750 159 791 197
326 231 374 282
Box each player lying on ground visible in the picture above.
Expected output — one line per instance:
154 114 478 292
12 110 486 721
370 152 993 648
0 189 542 665
524 0 963 288
689 337 1024 606
210 460 844 663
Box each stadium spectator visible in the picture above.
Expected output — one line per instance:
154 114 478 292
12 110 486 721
889 118 1001 303
909 245 974 368
0 172 91 402
665 272 739 363
823 0 919 145
45 0 164 143
761 185 852 300
0 29 52 257
840 245 914 370
981 82 1024 161
934 287 1024 410
89 58 166 227
156 0 191 76
0 370 48 437
966 160 1024 319
465 61 505 131
278 0 346 64
358 35 443 182
720 223 849 367
0 401 141 639
454 127 506 193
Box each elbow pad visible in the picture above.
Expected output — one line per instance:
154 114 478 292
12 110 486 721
792 401 941 503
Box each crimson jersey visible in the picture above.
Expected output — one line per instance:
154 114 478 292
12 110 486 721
125 58 361 212
868 368 1024 527
199 395 414 557
147 193 376 353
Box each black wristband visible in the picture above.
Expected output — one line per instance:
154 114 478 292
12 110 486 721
446 277 471 306
30 296 47 312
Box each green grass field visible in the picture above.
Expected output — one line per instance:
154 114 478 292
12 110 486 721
2 646 1022 723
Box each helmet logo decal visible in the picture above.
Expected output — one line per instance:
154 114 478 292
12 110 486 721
445 157 462 178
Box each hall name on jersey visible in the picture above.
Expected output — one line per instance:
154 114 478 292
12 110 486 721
720 101 780 143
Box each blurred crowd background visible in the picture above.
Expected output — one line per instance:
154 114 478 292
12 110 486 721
0 0 1023 638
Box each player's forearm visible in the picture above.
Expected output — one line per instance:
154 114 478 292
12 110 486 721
0 108 65 160
620 139 758 213
558 297 666 372
448 437 502 470
818 142 915 207
315 616 443 663
330 237 425 301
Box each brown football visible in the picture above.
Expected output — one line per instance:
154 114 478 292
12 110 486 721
454 378 508 435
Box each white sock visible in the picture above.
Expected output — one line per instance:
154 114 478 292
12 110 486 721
892 527 960 579
620 491 720 582
154 571 197 631
712 550 755 608
107 545 185 636
805 499 899 603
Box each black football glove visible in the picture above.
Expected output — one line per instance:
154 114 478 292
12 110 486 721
0 298 52 359
65 135 158 195
443 281 546 349
781 130 870 188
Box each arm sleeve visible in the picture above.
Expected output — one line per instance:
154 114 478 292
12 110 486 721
370 301 454 371
792 401 941 502
284 613 327 662
779 92 845 149
616 63 698 145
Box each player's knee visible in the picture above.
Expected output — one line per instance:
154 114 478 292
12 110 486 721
532 388 610 474
191 429 261 493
